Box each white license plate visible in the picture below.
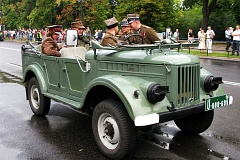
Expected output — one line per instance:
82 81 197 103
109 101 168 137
205 94 233 111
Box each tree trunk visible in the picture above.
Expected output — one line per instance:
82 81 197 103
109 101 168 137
201 0 218 30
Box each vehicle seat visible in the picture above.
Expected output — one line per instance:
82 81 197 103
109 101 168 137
36 44 43 53
60 47 87 60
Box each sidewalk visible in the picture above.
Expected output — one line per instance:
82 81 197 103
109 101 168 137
192 43 240 62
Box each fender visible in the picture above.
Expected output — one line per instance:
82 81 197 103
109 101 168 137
200 68 224 98
83 75 171 121
23 63 48 94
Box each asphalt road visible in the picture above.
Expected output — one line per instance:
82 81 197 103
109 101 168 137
0 41 240 159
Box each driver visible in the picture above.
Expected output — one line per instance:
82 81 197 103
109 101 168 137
118 18 136 44
101 17 119 46
127 14 160 44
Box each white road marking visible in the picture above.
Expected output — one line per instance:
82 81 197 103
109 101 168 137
7 63 22 68
223 81 240 87
0 47 21 52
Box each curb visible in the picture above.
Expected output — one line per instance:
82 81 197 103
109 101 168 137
197 56 240 62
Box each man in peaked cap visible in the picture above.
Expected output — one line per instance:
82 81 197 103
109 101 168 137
127 14 160 44
101 17 119 46
47 25 62 34
41 25 63 57
71 21 90 50
118 18 137 44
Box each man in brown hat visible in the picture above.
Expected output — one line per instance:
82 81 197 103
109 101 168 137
71 21 90 50
127 14 160 44
101 17 119 46
42 25 62 57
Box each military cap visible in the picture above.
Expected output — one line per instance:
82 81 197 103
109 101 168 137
71 21 85 29
47 25 62 35
127 14 140 23
121 18 129 27
104 17 118 29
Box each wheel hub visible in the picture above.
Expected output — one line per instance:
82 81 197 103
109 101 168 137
33 90 39 101
98 113 120 149
104 122 114 139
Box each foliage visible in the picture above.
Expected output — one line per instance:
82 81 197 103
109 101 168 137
115 0 177 32
177 5 202 38
0 0 239 41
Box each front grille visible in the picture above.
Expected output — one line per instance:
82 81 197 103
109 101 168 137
177 64 200 107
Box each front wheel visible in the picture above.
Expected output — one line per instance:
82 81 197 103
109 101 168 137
92 99 136 159
174 110 214 135
27 77 51 116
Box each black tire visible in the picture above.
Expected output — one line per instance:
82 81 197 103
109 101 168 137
174 110 214 135
92 99 136 160
27 77 51 116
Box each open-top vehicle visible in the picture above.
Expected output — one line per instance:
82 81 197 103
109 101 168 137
21 30 233 159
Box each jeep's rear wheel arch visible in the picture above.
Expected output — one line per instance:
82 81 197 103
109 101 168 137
23 66 48 99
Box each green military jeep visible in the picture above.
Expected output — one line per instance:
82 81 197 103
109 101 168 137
21 30 233 159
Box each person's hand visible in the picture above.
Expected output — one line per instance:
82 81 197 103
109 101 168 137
61 43 67 48
56 51 61 57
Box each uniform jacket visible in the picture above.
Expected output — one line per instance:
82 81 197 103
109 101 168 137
101 32 118 46
42 37 61 57
77 35 90 50
135 25 160 44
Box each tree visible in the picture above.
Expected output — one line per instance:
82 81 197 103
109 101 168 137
183 0 218 30
115 0 177 32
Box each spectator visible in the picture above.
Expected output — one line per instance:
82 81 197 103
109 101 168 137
36 30 42 44
97 30 103 42
198 29 206 53
188 28 194 43
173 29 179 42
231 25 240 56
206 26 215 53
94 30 99 40
225 27 233 51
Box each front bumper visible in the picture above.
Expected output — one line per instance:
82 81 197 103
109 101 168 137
134 103 205 126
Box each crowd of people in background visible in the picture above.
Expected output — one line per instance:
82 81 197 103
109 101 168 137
1 19 239 56
189 25 240 56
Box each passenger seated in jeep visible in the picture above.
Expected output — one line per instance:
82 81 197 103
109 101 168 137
101 17 119 46
42 25 62 57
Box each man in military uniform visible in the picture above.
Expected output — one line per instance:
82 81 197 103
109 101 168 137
127 14 160 44
118 18 136 44
101 17 119 46
71 21 90 50
42 25 62 57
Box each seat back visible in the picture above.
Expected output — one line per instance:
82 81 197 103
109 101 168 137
61 47 87 60
36 44 43 53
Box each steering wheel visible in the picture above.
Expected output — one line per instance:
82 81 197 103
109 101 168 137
124 34 144 44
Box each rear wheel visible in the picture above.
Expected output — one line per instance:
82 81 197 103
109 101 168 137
174 110 214 135
92 99 136 159
28 77 50 116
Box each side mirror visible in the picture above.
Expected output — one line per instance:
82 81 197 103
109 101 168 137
66 30 78 46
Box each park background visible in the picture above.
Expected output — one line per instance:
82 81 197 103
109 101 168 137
0 0 239 40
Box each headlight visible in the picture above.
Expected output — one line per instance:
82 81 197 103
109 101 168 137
204 75 223 92
147 83 169 104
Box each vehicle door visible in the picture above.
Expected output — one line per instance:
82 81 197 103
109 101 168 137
42 55 61 94
59 58 84 102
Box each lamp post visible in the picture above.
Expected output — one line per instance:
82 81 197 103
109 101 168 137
78 0 84 21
